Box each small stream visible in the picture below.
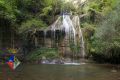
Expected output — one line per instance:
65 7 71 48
0 63 120 80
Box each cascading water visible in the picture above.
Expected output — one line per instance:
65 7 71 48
49 14 85 65
72 16 85 58
79 26 85 58
62 15 76 46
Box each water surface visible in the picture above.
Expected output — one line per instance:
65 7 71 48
0 63 120 80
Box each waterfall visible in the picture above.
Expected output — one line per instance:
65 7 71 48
79 26 85 58
63 15 76 46
74 16 85 58
50 14 85 58
62 15 85 58
72 16 85 58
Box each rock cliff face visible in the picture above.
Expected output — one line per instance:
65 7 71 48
0 26 21 49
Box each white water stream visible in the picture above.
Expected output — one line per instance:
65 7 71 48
50 15 85 58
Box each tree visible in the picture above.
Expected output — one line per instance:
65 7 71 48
91 2 120 64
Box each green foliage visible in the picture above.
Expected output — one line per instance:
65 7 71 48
88 0 118 15
0 0 17 21
26 48 59 61
80 0 120 63
19 19 47 33
94 4 120 51
80 0 119 24
91 2 120 64
62 2 76 13
82 23 95 55
41 6 52 16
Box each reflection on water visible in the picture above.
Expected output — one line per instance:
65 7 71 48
0 63 120 80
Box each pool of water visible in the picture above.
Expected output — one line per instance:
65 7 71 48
0 63 120 80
